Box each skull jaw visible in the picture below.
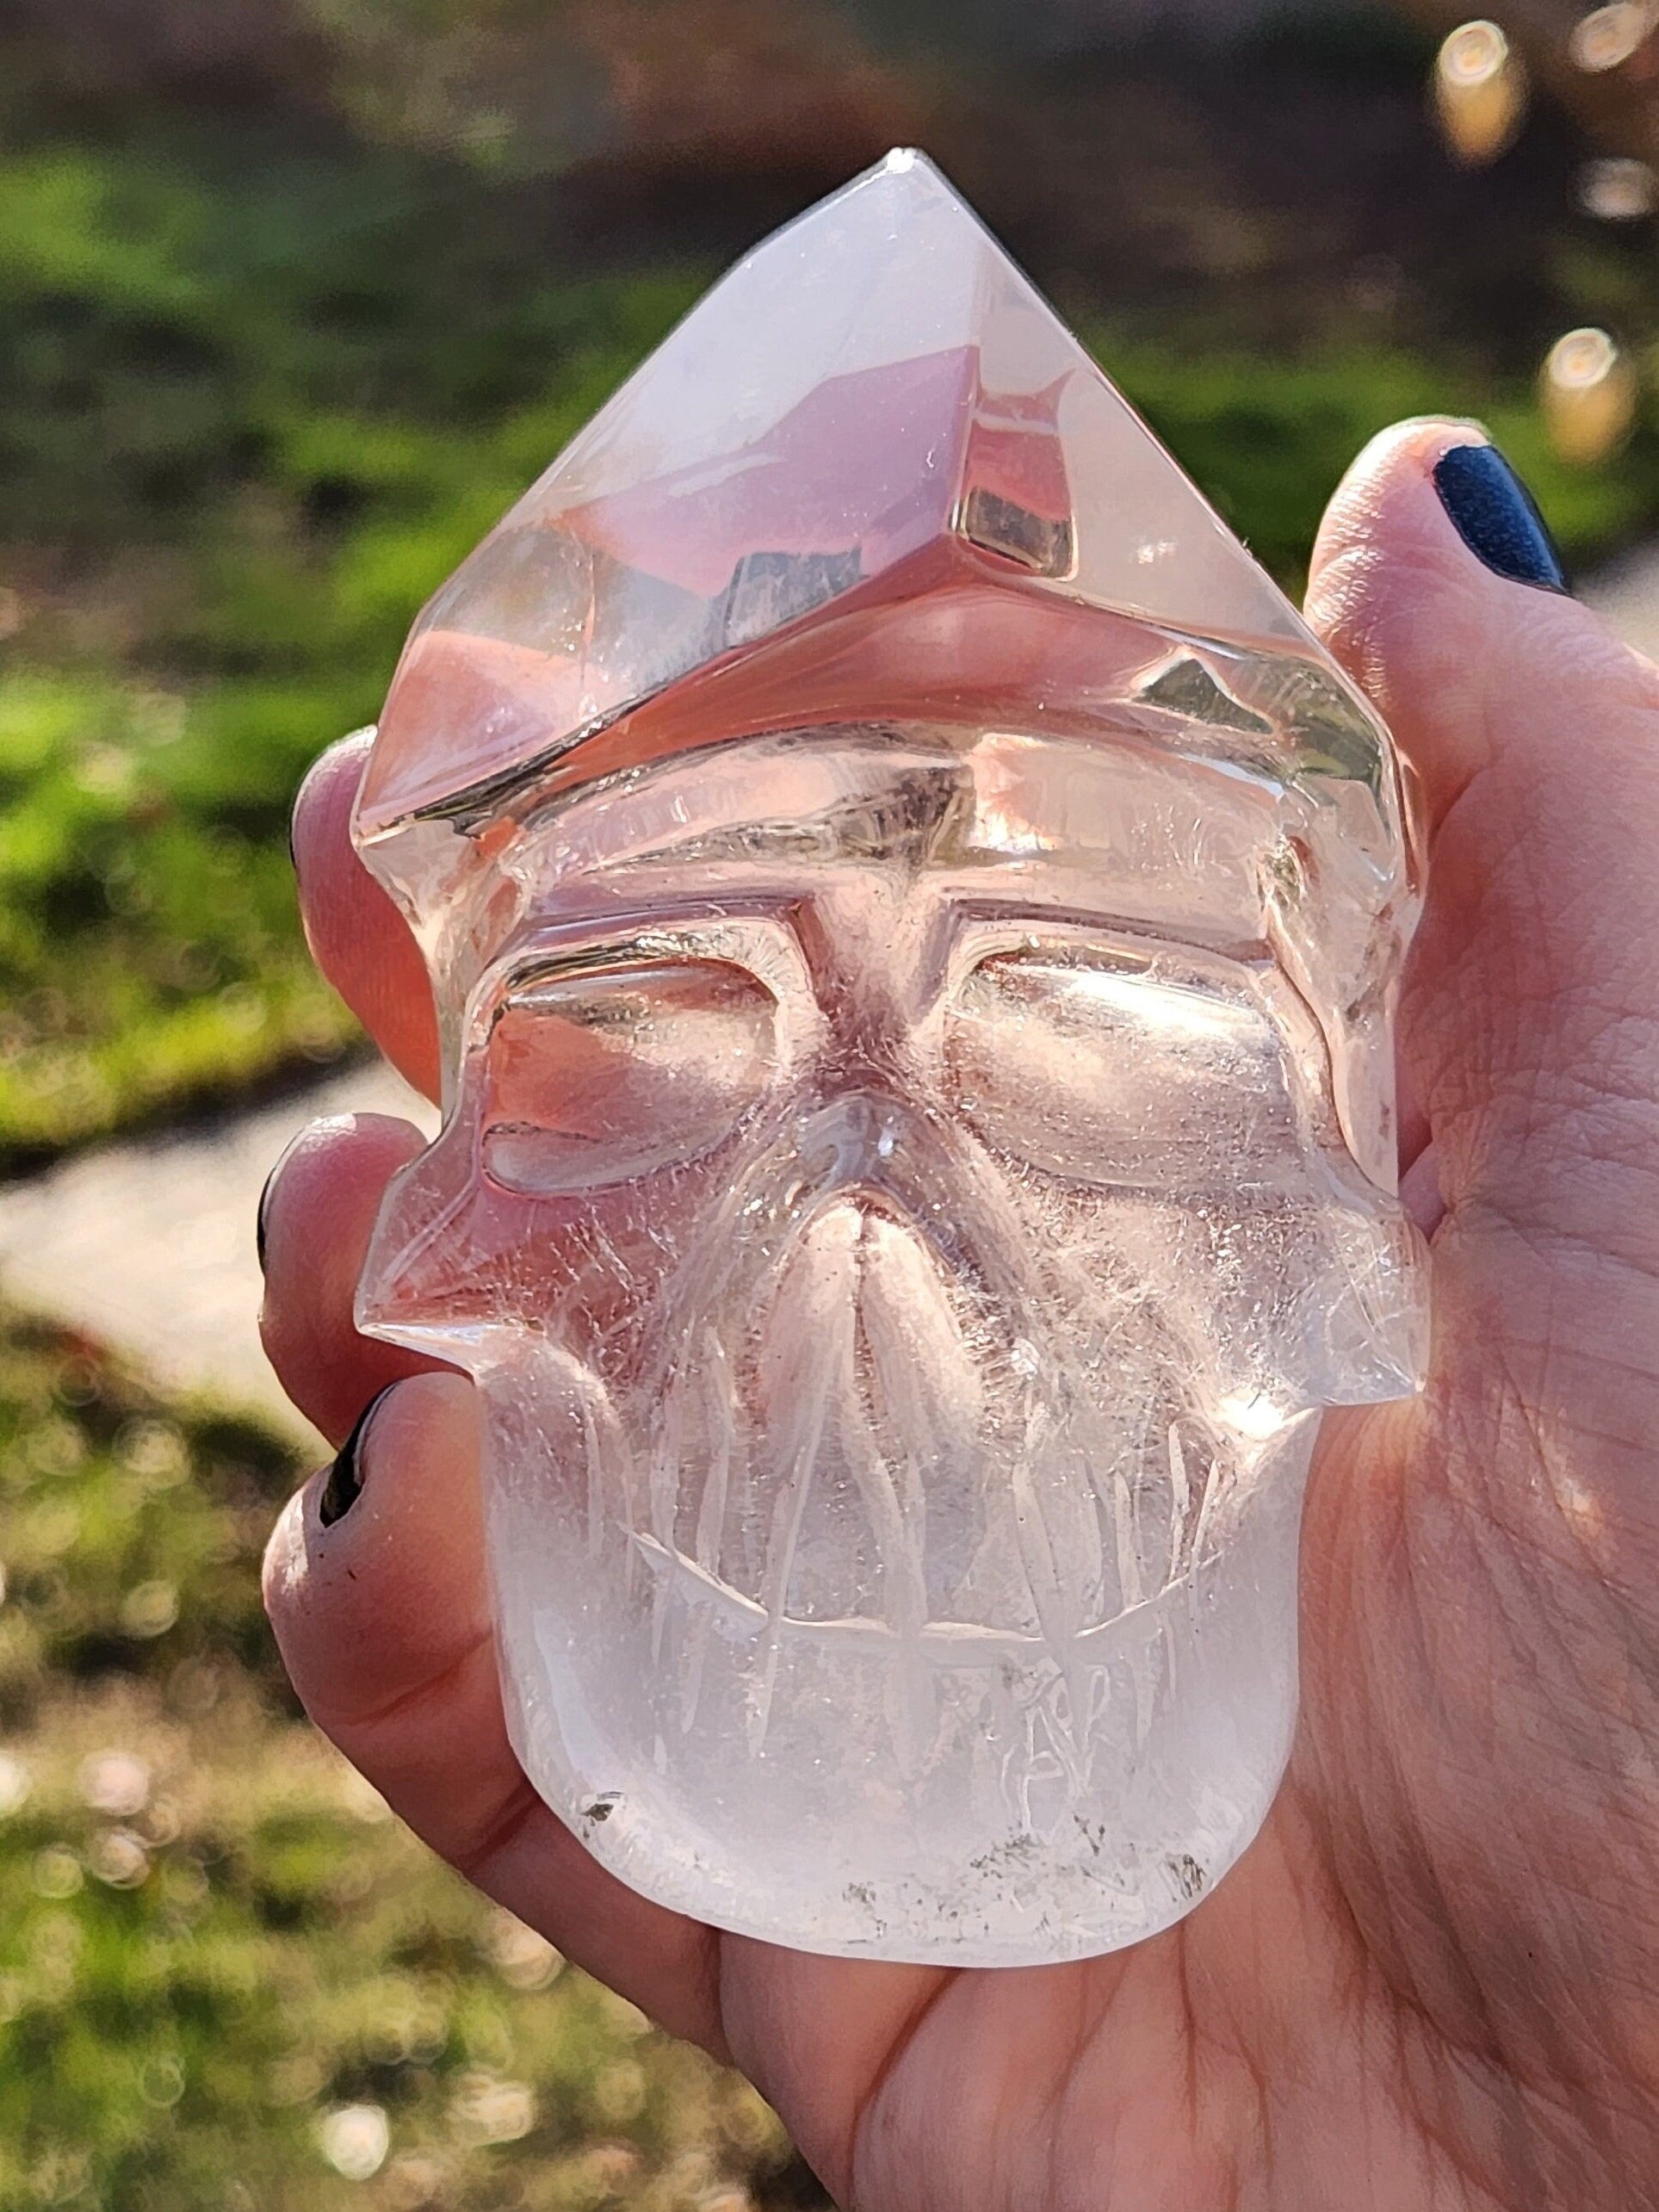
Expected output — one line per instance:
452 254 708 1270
478 1358 1317 1967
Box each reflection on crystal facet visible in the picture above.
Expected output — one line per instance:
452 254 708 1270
357 150 1319 837
350 152 1427 1967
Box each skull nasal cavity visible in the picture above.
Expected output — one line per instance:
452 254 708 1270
799 1088 916 1192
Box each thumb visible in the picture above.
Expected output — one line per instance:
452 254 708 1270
1307 418 1657 833
1305 419 1659 1281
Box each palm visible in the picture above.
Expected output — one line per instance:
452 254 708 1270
263 424 1659 2209
700 1378 1654 2207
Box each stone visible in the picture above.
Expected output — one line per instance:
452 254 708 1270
350 151 1427 1964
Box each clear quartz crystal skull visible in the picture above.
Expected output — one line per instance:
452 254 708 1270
350 152 1427 1966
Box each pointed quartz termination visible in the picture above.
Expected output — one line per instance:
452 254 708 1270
362 146 1324 839
348 152 1427 1967
358 149 1414 1188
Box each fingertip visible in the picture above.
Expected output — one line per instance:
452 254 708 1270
264 1368 485 1728
259 1110 440 1443
1306 416 1649 832
307 1367 480 1552
291 732 441 1099
292 724 373 830
290 730 374 915
1307 418 1490 648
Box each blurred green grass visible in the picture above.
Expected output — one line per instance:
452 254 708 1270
0 1305 823 2210
0 123 1652 1163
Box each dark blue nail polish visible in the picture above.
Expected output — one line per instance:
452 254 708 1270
1432 443 1569 593
319 1387 394 1527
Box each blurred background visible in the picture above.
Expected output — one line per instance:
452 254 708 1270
2 3 1658 2206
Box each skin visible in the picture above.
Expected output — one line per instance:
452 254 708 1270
260 421 1659 2209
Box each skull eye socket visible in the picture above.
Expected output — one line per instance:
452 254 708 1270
480 957 778 1196
944 948 1309 1192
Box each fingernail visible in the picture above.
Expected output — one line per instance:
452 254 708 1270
256 1162 275 1275
1432 442 1569 593
319 1387 395 1528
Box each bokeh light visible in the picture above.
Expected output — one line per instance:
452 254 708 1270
485 1906 566 1990
1577 155 1659 218
449 2070 539 2146
1541 327 1638 462
1569 2 1656 73
77 1749 151 1816
0 1752 31 1817
1433 21 1529 166
318 2104 391 2183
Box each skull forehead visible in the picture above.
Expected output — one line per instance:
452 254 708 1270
359 750 1422 1401
488 722 1285 956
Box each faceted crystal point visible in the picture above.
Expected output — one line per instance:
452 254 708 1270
359 147 1315 838
350 152 1427 1967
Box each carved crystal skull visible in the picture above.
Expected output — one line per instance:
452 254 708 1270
350 152 1427 1965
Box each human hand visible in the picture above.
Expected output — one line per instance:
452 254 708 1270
261 421 1659 2209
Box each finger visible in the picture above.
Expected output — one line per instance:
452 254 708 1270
1306 417 1659 836
263 1372 727 2054
259 1112 442 1447
293 732 441 1099
1303 419 1659 1270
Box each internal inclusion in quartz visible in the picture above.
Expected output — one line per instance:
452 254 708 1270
349 151 1428 1964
